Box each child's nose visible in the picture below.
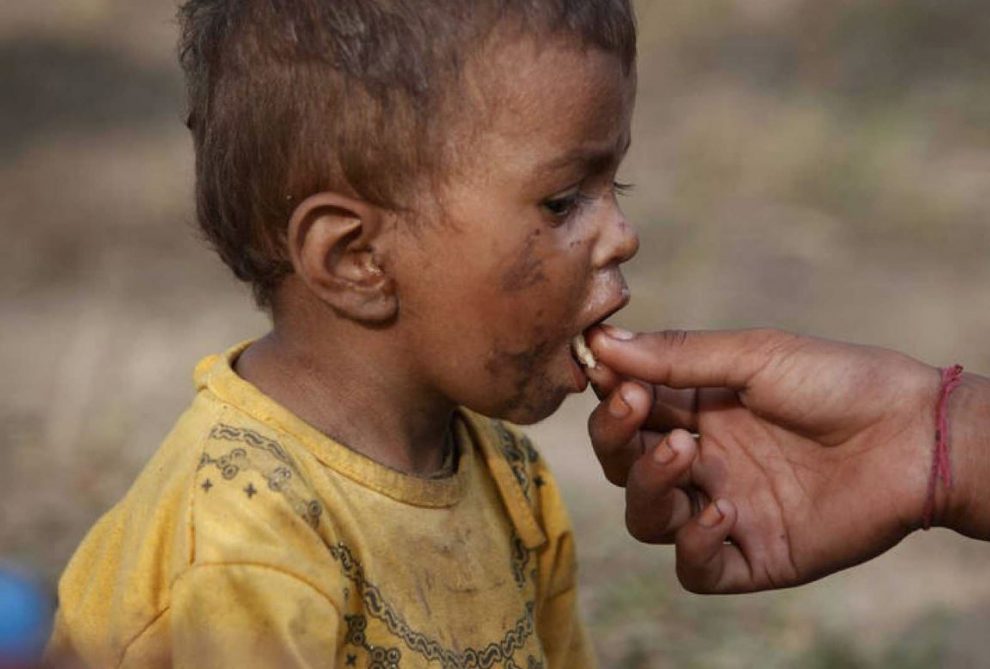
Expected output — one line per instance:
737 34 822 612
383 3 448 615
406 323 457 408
592 211 639 269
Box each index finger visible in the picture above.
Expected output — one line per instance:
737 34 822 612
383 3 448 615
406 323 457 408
586 326 798 390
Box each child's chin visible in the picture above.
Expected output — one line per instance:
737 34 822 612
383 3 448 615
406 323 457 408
494 388 569 426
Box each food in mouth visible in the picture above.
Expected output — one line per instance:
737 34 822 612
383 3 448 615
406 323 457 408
571 333 597 369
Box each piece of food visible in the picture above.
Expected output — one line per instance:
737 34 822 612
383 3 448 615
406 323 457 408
572 333 597 369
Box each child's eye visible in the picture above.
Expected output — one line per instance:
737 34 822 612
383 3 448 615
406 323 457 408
613 181 634 197
542 181 632 222
542 189 593 221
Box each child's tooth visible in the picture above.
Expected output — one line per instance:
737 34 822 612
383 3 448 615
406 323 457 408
572 333 597 369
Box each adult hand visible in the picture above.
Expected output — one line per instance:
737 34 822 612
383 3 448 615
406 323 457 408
586 327 989 593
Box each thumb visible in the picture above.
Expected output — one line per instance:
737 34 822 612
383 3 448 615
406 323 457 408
587 326 796 390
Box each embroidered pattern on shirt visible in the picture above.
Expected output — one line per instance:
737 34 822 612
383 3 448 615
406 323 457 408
197 424 323 529
509 533 532 590
344 614 403 669
211 423 297 466
491 422 540 501
330 542 541 669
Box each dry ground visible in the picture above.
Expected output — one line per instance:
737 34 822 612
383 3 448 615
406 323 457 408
2 1 989 666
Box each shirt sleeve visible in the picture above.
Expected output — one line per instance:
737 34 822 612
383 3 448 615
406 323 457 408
169 563 341 668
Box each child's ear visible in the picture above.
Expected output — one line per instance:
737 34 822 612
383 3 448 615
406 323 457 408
286 192 397 323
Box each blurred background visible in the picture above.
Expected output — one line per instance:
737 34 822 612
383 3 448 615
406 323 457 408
1 0 988 666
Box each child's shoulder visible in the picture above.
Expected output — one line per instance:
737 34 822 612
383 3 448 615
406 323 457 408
52 368 347 663
192 421 327 534
185 345 333 529
136 349 343 578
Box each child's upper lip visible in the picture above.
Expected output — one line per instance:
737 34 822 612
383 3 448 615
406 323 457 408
581 284 631 336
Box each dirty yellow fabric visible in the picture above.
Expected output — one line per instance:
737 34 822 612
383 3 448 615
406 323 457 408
48 343 596 669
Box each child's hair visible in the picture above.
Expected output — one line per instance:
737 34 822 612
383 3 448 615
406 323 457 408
178 0 636 306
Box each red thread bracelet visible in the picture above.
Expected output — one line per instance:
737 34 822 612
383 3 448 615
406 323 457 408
922 364 964 530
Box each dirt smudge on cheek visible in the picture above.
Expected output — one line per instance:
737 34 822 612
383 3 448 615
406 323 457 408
484 340 546 380
499 229 547 293
484 335 559 416
486 227 580 417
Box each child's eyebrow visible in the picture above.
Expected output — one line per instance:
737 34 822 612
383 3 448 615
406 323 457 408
533 135 632 177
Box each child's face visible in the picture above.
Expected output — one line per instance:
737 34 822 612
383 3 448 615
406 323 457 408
391 36 638 424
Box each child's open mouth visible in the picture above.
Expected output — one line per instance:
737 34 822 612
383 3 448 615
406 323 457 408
568 282 631 388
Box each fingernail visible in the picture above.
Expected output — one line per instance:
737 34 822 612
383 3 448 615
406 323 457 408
653 439 677 465
698 500 725 528
603 324 635 341
608 390 630 418
668 430 693 454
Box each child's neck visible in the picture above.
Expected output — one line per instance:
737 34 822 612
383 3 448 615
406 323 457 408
234 305 456 477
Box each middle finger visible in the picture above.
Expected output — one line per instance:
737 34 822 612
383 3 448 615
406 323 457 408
625 430 703 543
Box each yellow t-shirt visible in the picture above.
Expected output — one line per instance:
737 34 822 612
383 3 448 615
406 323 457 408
48 344 596 669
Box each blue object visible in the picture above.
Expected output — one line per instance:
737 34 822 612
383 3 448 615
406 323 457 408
0 566 53 666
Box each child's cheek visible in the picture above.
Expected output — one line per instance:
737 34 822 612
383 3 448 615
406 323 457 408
496 228 548 294
490 225 592 340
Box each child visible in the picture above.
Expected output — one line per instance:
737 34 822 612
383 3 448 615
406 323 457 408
47 0 639 666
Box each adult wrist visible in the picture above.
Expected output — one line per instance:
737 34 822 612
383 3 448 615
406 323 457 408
938 372 990 539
